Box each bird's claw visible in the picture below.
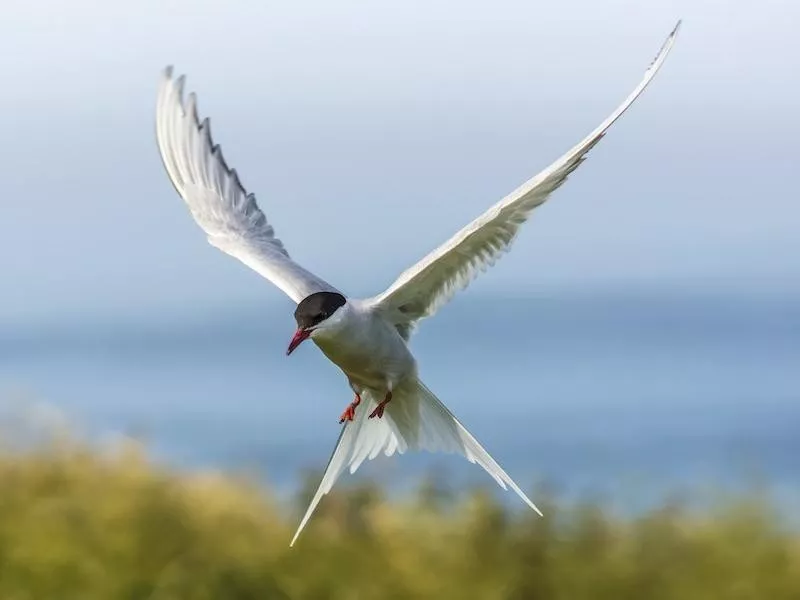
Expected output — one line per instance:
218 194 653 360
339 404 357 424
339 394 361 424
368 392 393 419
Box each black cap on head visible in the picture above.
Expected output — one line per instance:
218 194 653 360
294 292 346 329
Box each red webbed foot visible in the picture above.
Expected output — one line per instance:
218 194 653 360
338 394 361 424
368 391 393 419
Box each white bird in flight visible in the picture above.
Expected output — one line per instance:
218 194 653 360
155 21 681 546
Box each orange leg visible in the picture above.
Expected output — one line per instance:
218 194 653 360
369 391 393 419
338 394 361 424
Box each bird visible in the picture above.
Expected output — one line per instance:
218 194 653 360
154 21 681 546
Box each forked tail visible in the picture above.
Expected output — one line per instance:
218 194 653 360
290 380 541 546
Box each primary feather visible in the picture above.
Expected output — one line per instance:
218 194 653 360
155 68 340 304
370 21 681 331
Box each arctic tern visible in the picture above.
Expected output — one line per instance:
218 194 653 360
155 21 681 546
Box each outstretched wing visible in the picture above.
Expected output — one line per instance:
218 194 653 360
155 67 341 304
369 22 680 330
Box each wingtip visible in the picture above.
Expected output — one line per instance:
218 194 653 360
643 20 682 74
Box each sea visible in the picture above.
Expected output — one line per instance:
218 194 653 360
1 289 798 515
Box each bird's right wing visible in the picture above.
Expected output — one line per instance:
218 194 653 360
155 67 340 304
369 21 680 330
290 381 541 547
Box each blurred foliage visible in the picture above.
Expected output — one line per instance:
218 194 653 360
0 436 797 599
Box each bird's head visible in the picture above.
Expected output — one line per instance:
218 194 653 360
286 291 347 355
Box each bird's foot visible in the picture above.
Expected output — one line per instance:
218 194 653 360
369 392 393 419
338 394 361 424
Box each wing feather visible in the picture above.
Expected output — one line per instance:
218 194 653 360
155 68 340 304
370 22 680 327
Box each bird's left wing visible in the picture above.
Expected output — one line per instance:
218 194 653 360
368 22 680 331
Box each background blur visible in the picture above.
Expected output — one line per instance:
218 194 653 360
1 0 798 597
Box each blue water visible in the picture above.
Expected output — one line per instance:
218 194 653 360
1 290 798 512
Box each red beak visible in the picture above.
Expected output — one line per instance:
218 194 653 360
286 328 311 355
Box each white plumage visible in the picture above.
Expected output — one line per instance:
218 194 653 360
154 21 681 547
370 22 681 331
290 380 544 547
156 72 340 304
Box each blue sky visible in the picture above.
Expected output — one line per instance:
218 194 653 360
1 0 797 326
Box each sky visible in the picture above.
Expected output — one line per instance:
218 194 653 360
1 0 798 327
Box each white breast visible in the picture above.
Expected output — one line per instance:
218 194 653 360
312 301 417 392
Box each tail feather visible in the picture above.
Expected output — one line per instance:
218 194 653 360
413 381 541 512
289 381 541 547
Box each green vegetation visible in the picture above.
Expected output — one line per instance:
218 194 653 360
0 436 797 599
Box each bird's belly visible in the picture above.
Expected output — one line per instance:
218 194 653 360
313 336 415 392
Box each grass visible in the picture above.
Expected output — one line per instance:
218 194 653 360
0 434 797 599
